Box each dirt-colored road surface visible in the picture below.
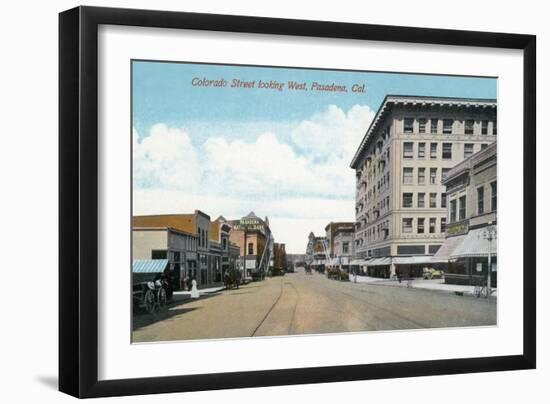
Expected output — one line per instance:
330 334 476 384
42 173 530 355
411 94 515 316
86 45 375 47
132 269 496 343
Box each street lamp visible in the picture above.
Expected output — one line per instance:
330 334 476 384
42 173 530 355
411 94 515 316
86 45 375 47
479 224 497 295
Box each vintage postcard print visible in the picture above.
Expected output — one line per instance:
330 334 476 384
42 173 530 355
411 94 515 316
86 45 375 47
131 61 497 343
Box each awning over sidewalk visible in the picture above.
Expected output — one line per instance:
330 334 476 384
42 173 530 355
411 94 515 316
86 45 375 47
367 257 392 266
350 259 368 266
451 227 497 258
393 256 436 265
432 235 467 262
132 259 169 273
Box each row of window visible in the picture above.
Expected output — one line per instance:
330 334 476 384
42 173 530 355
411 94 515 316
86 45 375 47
403 117 497 136
365 171 391 202
402 217 446 234
403 142 489 161
361 195 391 226
402 192 447 209
478 183 497 215
402 167 450 185
449 182 496 223
198 228 209 249
366 220 390 243
362 149 391 187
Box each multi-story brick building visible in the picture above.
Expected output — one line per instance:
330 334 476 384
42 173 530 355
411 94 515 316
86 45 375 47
228 212 273 280
350 95 497 278
272 242 288 275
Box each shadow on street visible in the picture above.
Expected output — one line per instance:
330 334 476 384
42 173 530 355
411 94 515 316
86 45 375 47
132 292 220 330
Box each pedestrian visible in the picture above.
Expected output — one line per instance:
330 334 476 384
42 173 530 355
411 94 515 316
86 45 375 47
183 275 189 291
190 277 200 299
236 269 241 289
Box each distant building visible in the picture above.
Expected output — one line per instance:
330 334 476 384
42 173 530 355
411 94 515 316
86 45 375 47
228 212 273 280
350 95 497 278
286 253 306 272
272 243 287 275
333 225 355 270
305 232 329 272
435 142 497 285
324 222 355 257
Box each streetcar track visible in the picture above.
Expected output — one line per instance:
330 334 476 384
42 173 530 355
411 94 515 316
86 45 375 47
250 277 284 337
286 281 300 334
327 282 429 329
306 273 429 329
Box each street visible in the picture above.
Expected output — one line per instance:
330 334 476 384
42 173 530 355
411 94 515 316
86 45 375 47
132 269 496 343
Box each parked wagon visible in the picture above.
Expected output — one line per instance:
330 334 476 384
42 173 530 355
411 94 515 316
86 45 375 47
133 259 173 314
224 267 241 289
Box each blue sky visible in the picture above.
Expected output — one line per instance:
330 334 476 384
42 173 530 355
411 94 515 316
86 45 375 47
132 61 496 141
132 60 496 252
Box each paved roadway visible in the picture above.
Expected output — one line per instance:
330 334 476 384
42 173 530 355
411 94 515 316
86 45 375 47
132 268 496 343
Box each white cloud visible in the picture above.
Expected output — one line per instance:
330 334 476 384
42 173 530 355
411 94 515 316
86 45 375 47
133 105 372 251
291 104 375 160
133 124 200 189
201 132 352 198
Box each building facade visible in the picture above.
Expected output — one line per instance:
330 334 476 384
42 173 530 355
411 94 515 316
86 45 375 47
435 141 497 285
332 226 355 270
305 232 329 272
132 227 198 290
133 211 228 289
324 222 355 257
272 242 287 275
350 95 497 278
228 212 273 280
211 216 240 283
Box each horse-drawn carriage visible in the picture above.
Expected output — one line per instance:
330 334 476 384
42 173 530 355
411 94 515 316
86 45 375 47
133 259 174 314
224 268 242 289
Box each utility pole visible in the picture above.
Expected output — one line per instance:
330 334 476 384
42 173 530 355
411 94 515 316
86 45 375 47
480 225 496 296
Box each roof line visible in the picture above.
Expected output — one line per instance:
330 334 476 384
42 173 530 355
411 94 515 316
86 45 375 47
349 94 497 169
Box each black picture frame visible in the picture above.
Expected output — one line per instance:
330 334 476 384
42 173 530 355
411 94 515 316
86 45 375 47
59 5 536 398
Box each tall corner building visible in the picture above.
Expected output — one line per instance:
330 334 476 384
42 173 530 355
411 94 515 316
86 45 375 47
350 95 497 278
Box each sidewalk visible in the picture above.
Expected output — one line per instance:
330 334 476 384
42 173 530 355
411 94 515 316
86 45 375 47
172 285 226 303
350 275 497 298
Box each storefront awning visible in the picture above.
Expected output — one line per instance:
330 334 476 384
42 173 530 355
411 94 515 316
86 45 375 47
350 259 368 266
367 257 392 266
432 235 467 262
451 227 497 258
393 256 436 265
132 259 169 273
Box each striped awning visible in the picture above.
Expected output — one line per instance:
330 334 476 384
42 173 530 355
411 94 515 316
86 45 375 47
132 259 169 273
451 227 497 259
432 235 466 262
367 257 392 266
393 256 436 265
